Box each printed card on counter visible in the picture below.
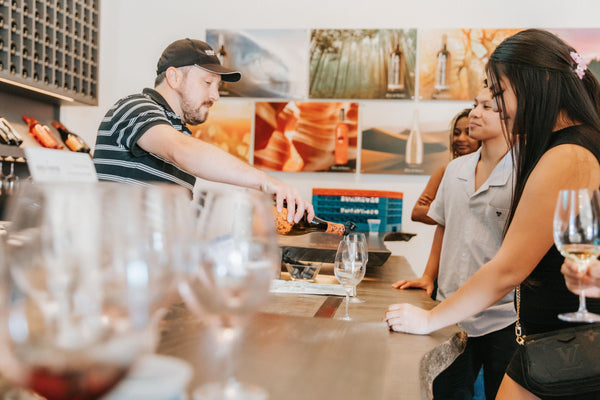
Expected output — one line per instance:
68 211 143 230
270 279 351 296
24 147 97 183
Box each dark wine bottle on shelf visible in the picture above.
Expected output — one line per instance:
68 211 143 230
51 120 91 153
274 204 356 236
0 117 24 146
22 115 63 149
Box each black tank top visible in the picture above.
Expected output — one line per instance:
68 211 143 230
519 125 600 335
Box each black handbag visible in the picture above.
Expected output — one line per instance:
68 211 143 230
515 286 600 397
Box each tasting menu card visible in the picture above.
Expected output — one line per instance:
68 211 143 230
24 147 97 183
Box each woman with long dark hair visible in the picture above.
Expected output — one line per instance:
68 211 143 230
385 29 600 399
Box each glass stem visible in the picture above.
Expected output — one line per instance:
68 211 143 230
344 293 350 319
578 289 588 314
210 324 242 390
577 264 588 314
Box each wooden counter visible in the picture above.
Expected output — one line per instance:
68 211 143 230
157 256 466 400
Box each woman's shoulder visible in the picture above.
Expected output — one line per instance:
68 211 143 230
534 136 600 188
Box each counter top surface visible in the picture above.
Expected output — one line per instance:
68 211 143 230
157 255 466 400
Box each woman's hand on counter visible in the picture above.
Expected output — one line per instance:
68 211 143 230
391 276 435 298
384 304 433 335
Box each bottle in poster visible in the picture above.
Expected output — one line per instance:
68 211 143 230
387 41 405 94
405 109 423 171
434 34 451 93
216 33 229 95
334 108 349 166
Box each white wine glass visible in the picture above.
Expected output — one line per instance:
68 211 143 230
348 232 368 303
178 188 280 400
0 182 182 400
4 158 19 196
553 188 600 322
334 232 368 321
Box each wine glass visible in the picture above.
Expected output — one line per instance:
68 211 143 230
0 182 182 400
553 188 600 322
334 232 368 321
4 158 19 196
178 188 280 400
348 232 368 303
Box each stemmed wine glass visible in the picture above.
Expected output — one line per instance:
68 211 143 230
0 182 183 400
178 188 280 400
334 232 368 321
553 188 600 322
348 232 368 303
4 157 19 195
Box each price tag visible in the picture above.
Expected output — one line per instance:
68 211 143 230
24 147 97 183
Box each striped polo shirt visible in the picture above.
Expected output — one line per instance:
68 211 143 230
93 88 196 192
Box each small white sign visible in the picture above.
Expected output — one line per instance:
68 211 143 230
24 147 98 183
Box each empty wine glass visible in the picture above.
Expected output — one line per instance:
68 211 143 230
4 158 18 195
348 232 368 303
553 188 600 322
178 188 280 400
334 232 368 321
0 182 183 400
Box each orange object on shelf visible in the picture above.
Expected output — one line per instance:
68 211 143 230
22 115 63 149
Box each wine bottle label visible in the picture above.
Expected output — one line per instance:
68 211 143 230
65 136 84 152
326 223 345 236
273 206 293 234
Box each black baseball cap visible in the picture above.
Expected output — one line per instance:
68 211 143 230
156 38 241 82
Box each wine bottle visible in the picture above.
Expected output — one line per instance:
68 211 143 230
51 120 91 153
405 109 423 167
22 115 63 149
387 42 405 93
274 205 355 236
0 117 24 146
434 34 451 92
216 33 229 94
0 121 10 145
334 108 349 166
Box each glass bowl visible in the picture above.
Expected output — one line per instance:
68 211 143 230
283 261 322 282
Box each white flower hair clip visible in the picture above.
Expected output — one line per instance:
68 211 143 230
570 51 587 80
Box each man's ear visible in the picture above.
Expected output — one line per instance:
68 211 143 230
165 67 182 89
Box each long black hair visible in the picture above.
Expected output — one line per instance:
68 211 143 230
486 29 600 227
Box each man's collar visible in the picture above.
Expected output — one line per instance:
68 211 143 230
142 88 178 116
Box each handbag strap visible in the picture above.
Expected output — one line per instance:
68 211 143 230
515 285 526 345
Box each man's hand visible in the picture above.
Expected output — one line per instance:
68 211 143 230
261 175 314 223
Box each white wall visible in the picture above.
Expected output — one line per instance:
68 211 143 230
60 0 600 276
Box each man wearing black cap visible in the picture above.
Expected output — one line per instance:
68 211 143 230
94 38 312 222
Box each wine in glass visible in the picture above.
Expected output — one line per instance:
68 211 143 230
178 188 280 400
0 182 181 400
553 188 600 322
334 232 368 321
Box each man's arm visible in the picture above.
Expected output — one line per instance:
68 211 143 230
137 124 314 222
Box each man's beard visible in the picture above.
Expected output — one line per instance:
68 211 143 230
179 90 211 125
